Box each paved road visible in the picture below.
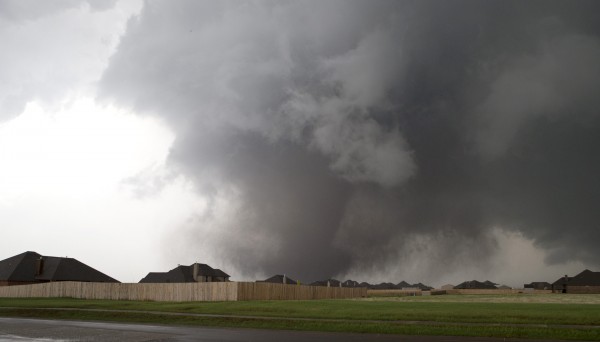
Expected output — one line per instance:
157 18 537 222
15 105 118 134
0 317 574 342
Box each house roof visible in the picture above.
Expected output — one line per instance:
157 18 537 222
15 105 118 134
261 274 297 285
0 251 41 282
139 263 230 283
139 272 168 283
139 267 187 283
35 257 119 282
305 279 433 289
552 275 572 286
396 281 411 288
368 282 396 290
413 282 433 290
454 280 498 289
212 269 229 278
524 282 551 289
0 251 119 283
310 278 340 287
342 280 360 287
567 269 600 286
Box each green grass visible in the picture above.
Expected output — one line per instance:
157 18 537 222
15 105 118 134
389 293 600 304
1 297 598 325
0 297 599 340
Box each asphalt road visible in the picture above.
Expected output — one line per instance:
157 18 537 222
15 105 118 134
0 317 573 342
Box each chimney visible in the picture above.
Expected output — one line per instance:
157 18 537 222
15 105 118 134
193 263 199 282
36 257 44 276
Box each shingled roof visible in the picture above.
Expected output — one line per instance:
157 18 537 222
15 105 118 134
139 263 230 283
566 269 600 286
454 280 498 289
0 251 119 283
260 274 297 285
310 278 341 287
552 275 572 287
0 251 41 282
524 281 552 290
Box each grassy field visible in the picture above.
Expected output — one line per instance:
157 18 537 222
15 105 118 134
377 293 600 304
0 294 599 340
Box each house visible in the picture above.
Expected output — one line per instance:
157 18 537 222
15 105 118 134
310 278 341 287
551 275 572 293
139 262 229 283
342 280 361 287
412 282 434 291
0 251 119 286
396 281 411 288
259 274 297 285
552 270 600 294
454 280 498 289
524 282 551 290
370 282 397 290
441 284 455 290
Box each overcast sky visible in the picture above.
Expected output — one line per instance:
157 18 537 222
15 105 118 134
1 0 599 287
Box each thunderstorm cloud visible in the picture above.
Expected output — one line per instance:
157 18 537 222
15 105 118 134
94 0 600 283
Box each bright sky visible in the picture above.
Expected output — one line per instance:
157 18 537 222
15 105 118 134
0 1 206 282
0 98 207 282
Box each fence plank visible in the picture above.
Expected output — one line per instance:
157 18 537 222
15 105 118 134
0 282 365 301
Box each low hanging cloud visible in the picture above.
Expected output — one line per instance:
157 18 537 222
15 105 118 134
100 0 600 284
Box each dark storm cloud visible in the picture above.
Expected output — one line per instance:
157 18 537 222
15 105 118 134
99 0 600 282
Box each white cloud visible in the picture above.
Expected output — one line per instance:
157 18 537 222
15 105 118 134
0 0 142 121
0 98 171 199
0 97 208 282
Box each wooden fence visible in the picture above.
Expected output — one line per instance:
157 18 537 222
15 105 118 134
367 289 422 297
445 289 552 295
237 282 366 300
0 282 366 302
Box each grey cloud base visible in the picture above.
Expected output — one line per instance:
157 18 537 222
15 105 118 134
99 0 600 283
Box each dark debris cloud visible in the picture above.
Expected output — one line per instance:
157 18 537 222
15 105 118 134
99 0 600 283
